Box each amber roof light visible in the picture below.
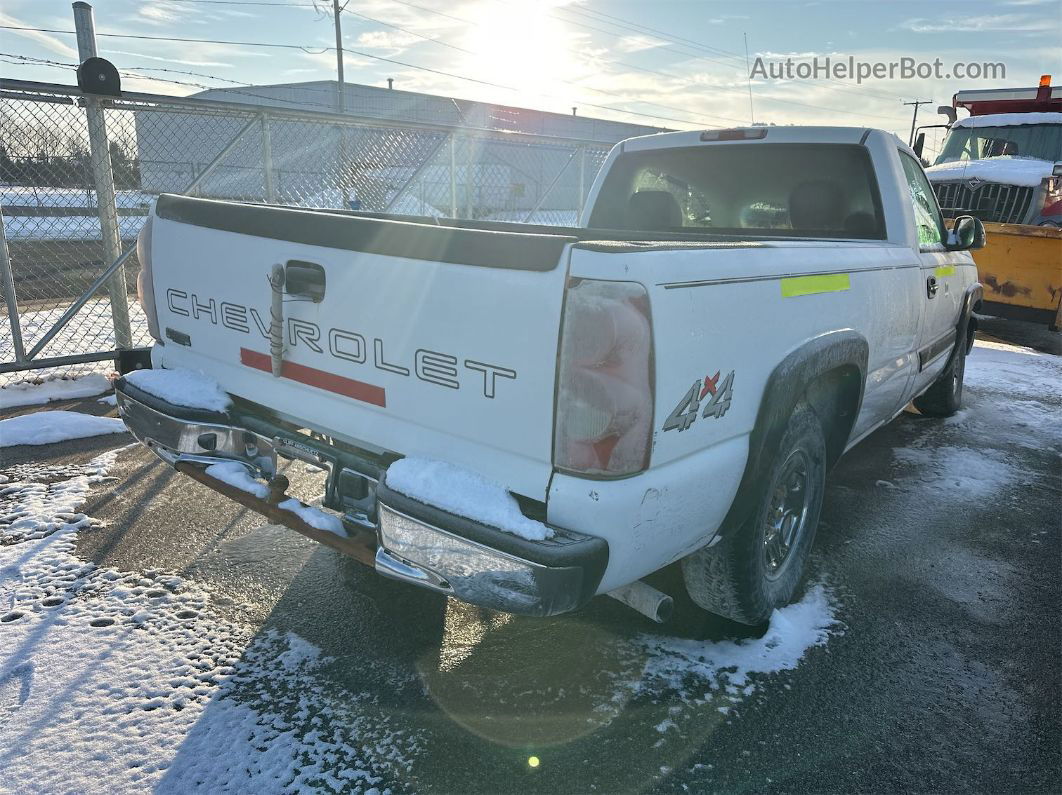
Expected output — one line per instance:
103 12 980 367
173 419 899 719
1039 74 1052 87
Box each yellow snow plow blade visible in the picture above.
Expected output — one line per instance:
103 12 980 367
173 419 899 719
974 222 1062 327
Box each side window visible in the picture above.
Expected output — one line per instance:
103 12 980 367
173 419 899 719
899 151 947 248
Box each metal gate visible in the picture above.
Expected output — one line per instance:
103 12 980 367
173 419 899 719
1 78 613 382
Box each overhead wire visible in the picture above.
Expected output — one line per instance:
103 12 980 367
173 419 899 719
0 27 743 127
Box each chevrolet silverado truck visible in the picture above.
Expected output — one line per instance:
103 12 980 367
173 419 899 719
115 125 984 626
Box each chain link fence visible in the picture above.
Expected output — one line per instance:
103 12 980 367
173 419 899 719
0 79 616 384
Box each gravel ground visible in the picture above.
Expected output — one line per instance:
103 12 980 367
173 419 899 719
1 326 1059 794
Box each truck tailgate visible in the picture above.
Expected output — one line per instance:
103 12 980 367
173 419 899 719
147 196 575 499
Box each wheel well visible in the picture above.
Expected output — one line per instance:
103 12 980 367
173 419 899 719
803 365 862 470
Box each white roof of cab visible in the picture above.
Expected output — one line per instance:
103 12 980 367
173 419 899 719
954 112 1062 129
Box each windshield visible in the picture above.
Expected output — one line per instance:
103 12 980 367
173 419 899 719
587 143 886 239
934 123 1062 164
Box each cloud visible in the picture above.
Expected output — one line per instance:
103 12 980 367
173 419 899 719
136 4 181 25
354 30 424 52
102 49 232 69
0 10 78 59
615 34 670 53
901 13 1057 33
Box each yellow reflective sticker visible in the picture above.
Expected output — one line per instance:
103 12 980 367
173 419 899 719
780 273 851 298
934 265 955 278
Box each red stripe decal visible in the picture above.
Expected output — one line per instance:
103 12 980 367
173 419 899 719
240 348 387 407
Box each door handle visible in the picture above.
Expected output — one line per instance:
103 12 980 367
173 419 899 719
285 260 326 302
926 276 938 299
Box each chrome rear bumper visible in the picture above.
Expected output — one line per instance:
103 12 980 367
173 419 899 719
115 374 607 617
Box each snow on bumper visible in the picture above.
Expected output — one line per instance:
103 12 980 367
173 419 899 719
114 374 608 617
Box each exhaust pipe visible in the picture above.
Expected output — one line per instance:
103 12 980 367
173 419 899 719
607 580 674 623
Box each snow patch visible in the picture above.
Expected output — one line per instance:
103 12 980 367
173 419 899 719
892 445 1022 497
0 448 418 792
0 410 127 447
0 373 112 409
278 498 348 538
384 457 553 541
124 367 232 413
925 157 1054 187
635 584 839 693
953 112 1062 129
204 461 268 499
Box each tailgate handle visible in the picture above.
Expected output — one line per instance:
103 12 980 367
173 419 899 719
285 260 326 302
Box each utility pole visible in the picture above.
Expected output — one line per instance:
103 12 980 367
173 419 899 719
332 0 345 115
331 0 349 206
904 99 933 145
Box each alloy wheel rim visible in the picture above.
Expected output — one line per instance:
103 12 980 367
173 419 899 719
763 449 811 580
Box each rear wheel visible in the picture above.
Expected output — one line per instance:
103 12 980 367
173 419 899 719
681 401 826 625
913 343 966 417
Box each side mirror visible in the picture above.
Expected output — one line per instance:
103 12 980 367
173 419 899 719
912 132 926 158
947 215 986 251
937 105 957 126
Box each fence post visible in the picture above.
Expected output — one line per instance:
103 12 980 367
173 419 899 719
261 113 277 203
0 210 26 364
72 1 132 350
449 132 458 218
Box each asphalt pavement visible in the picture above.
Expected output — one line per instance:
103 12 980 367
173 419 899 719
2 323 1059 794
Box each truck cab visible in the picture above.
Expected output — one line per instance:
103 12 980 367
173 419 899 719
925 75 1062 227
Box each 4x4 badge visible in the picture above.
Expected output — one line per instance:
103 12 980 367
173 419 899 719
662 370 735 432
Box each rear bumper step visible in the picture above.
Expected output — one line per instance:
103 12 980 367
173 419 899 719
114 374 607 616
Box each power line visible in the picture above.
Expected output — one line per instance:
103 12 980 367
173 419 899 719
0 27 737 127
378 0 908 115
142 0 910 114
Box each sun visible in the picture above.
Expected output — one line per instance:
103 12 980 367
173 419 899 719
461 1 581 101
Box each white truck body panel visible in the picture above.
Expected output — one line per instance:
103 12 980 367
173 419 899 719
128 124 980 610
149 220 570 498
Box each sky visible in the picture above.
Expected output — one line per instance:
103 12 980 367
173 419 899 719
2 0 1060 152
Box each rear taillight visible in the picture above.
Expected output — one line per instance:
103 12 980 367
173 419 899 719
135 214 161 341
554 279 654 477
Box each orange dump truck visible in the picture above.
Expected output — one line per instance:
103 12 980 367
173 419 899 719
925 75 1061 327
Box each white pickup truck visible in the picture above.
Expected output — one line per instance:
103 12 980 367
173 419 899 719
116 125 984 625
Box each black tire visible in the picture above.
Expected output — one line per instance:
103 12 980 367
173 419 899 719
681 401 826 625
913 344 966 417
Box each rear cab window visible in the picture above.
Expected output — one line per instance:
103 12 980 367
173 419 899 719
588 143 886 240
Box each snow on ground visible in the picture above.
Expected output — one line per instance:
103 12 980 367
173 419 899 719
924 156 1054 187
385 457 553 541
1 301 151 386
891 340 1061 493
0 448 417 793
0 410 127 447
123 367 232 413
633 584 839 707
0 373 112 410
1 185 152 209
3 215 145 241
